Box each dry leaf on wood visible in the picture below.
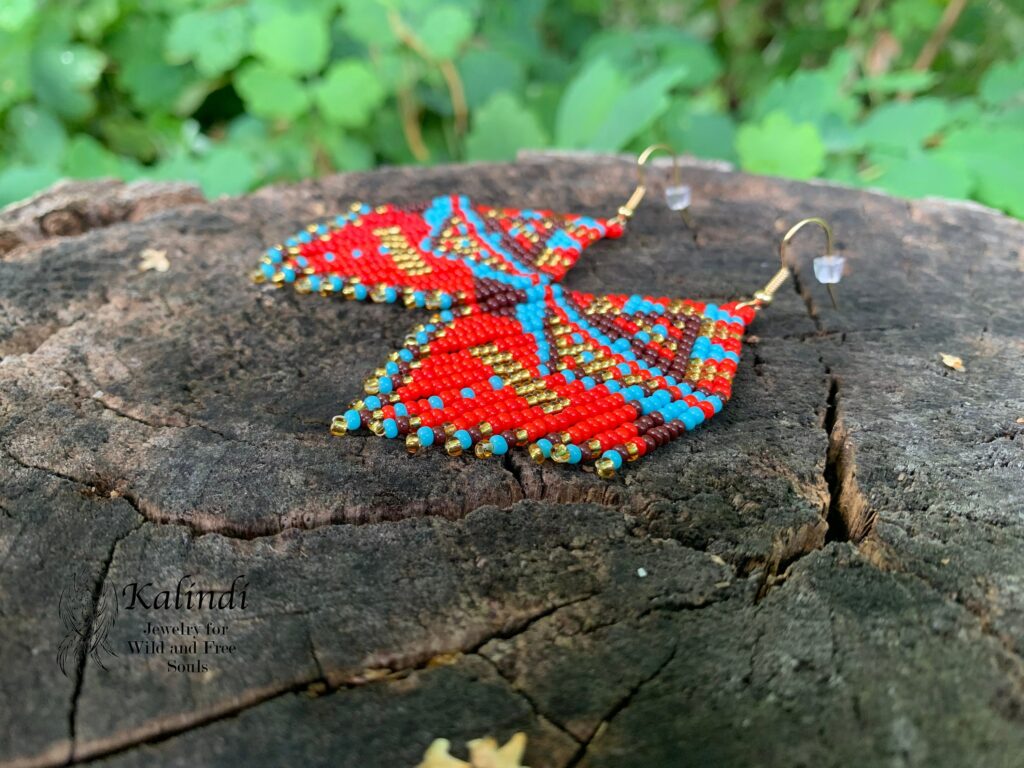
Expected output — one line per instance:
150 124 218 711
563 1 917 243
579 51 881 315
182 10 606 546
138 248 169 272
417 733 528 768
940 353 964 371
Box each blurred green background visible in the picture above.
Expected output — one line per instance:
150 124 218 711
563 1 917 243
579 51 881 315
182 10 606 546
1 0 1022 215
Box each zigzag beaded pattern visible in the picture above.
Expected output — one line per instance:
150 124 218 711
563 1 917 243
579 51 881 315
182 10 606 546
255 194 621 307
255 196 754 477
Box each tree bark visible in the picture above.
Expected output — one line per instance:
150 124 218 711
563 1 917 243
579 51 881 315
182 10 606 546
1 155 1022 768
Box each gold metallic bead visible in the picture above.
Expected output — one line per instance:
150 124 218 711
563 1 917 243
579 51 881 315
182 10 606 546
514 428 529 446
409 416 422 428
364 378 380 394
371 409 385 420
368 420 385 437
405 434 422 453
474 441 494 459
528 443 546 463
595 457 617 479
551 444 571 463
294 277 312 295
625 443 640 461
350 399 366 411
586 439 602 452
444 438 463 456
250 269 267 284
329 416 348 437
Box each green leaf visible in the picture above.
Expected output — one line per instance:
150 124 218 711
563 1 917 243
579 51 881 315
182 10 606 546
6 104 67 164
858 98 950 153
417 4 474 60
750 68 858 126
852 70 938 95
0 0 34 33
251 10 329 76
76 0 119 41
322 133 375 171
165 7 248 78
979 58 1024 107
235 63 310 120
870 152 971 200
938 125 1024 216
822 0 859 29
554 57 628 148
313 59 386 127
736 111 826 180
110 17 192 112
457 49 525 110
0 31 33 112
587 66 687 151
31 45 107 120
338 0 399 49
465 92 547 161
665 108 737 162
658 38 721 89
0 165 62 208
196 146 258 198
63 134 136 179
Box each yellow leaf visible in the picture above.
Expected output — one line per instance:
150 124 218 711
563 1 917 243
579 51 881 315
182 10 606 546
417 733 529 768
417 739 471 768
138 248 169 272
940 353 964 371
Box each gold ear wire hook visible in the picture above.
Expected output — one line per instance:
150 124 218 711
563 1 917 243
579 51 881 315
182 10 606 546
615 144 683 223
740 217 841 311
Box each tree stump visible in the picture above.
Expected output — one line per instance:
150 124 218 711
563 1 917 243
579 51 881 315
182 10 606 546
1 156 1022 768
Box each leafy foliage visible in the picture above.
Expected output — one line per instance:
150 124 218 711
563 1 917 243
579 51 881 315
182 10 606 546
0 0 1022 218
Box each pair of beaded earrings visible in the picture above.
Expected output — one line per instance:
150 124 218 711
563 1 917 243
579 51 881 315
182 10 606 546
253 146 846 479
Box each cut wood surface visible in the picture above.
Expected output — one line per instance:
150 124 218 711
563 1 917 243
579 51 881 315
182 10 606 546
1 156 1022 768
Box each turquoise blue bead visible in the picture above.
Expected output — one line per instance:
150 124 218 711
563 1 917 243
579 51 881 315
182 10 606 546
455 430 472 449
344 410 361 431
417 426 434 446
383 419 399 438
491 435 509 455
601 450 623 469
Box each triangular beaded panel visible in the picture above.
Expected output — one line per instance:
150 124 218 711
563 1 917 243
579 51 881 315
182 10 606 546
335 286 755 477
255 195 622 309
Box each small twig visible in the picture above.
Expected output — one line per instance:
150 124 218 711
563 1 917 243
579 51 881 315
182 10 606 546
388 10 469 138
437 60 468 137
913 0 967 72
396 81 430 163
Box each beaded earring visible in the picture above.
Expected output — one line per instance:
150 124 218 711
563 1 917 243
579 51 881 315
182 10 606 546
254 155 844 477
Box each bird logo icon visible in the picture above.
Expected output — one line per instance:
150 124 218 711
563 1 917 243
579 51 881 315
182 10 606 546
57 570 119 677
